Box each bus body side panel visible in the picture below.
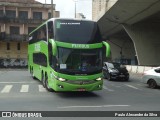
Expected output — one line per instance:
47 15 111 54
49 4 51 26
28 41 49 81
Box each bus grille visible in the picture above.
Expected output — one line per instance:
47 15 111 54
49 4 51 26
65 80 96 85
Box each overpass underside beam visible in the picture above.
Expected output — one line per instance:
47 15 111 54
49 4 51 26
123 23 160 66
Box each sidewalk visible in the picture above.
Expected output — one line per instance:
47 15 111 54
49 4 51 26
129 72 143 79
0 68 27 71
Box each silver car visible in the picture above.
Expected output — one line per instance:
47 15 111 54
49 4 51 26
142 67 160 88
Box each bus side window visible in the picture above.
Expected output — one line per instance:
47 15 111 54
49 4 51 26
48 42 57 70
33 31 38 42
47 21 54 39
48 42 53 66
37 25 47 41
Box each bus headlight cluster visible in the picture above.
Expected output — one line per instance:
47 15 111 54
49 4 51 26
96 78 102 81
58 78 66 82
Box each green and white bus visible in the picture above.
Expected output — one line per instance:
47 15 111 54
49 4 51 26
28 18 110 92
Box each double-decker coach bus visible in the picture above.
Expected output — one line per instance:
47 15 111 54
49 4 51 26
28 18 110 92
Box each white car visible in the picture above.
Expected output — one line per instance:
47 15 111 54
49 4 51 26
142 67 160 88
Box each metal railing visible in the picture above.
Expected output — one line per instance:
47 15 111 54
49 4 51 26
0 16 46 24
4 34 28 41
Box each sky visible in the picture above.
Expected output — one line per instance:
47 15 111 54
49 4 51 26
35 0 92 20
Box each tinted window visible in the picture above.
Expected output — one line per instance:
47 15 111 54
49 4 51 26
6 10 16 18
57 47 102 75
7 43 10 50
48 13 51 19
33 53 47 67
48 42 57 69
33 12 42 19
10 26 20 34
54 19 102 44
19 11 28 19
0 10 3 17
17 43 20 50
47 21 54 39
29 24 47 44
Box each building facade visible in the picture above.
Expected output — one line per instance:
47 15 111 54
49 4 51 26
0 0 59 67
92 0 118 21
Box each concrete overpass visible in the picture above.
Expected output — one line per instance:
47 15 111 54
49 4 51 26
98 0 160 66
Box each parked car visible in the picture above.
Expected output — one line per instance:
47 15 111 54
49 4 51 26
103 62 129 81
142 67 160 89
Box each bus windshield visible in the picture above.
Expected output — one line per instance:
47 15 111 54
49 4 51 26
54 19 102 44
57 47 102 75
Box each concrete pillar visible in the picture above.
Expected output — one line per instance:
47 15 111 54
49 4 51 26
16 7 18 18
22 24 25 35
3 24 5 32
123 23 160 66
108 36 135 64
3 6 5 15
29 8 32 19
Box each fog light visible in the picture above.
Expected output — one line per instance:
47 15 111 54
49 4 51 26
96 78 102 81
58 78 66 81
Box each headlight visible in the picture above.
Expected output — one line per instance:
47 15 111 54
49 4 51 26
58 78 66 82
96 78 102 81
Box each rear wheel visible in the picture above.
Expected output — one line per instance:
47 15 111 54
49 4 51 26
45 74 53 92
31 67 36 79
148 79 157 89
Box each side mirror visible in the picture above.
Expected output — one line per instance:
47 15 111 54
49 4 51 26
103 41 111 57
49 39 57 56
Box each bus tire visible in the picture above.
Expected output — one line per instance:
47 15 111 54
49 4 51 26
45 74 53 92
41 72 45 88
30 66 31 74
148 79 157 89
31 67 36 79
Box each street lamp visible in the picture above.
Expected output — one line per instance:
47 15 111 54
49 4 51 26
51 0 53 18
73 0 78 18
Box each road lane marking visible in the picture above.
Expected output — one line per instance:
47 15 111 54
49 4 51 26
38 85 47 92
0 82 36 84
103 86 114 91
20 85 29 92
114 85 121 88
125 84 140 90
137 84 143 86
58 105 130 108
1 85 13 93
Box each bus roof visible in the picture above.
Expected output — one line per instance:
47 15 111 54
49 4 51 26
29 18 96 35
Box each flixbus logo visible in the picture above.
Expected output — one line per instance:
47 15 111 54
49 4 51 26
35 44 40 51
72 44 89 49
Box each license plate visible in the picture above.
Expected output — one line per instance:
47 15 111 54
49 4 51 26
119 75 125 77
77 88 86 91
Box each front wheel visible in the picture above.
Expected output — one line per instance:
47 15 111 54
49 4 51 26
45 75 53 92
148 79 157 89
41 73 45 88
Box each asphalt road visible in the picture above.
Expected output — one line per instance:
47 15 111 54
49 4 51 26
0 70 160 120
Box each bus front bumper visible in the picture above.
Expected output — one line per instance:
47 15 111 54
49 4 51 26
54 80 103 92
